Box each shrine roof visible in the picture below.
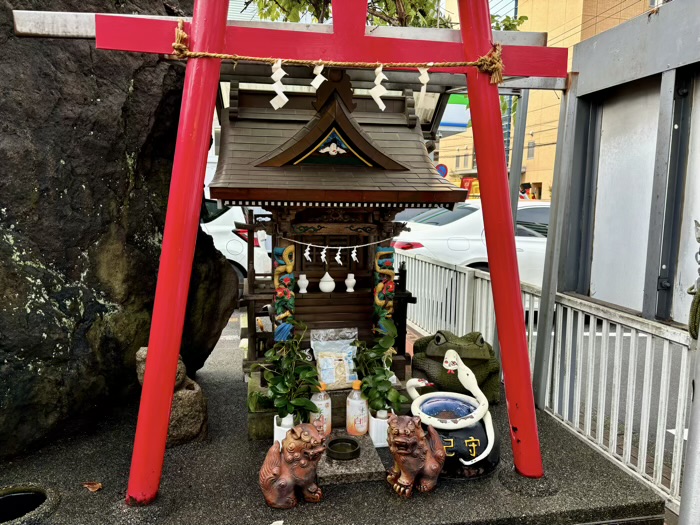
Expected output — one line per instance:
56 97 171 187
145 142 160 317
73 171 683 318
209 74 466 208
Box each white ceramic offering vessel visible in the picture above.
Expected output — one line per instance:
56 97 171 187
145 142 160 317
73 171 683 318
319 272 335 293
298 274 309 294
369 409 389 448
345 273 356 292
273 414 294 446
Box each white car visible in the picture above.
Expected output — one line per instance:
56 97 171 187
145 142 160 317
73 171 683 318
392 201 550 287
200 201 272 281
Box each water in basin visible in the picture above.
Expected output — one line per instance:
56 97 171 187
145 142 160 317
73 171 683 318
419 397 475 419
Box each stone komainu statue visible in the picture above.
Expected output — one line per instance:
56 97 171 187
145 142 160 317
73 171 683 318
259 422 327 509
386 414 446 498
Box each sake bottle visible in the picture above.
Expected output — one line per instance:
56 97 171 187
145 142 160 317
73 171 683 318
346 380 368 436
310 382 332 436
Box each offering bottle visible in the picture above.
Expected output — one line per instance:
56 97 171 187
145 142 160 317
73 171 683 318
310 382 332 436
346 380 368 436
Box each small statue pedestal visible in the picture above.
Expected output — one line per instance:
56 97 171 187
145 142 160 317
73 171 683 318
317 430 386 485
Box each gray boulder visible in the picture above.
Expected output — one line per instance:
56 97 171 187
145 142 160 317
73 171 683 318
0 0 235 458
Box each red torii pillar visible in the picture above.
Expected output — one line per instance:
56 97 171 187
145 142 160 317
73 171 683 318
39 0 566 504
459 1 545 478
125 0 229 505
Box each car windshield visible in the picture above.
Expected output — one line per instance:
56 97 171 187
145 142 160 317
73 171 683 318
202 199 230 224
408 204 479 226
515 206 550 237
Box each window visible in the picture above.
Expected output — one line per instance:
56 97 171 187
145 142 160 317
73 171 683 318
532 182 543 199
202 199 231 223
463 154 469 168
515 224 544 238
527 141 535 160
516 206 550 237
456 155 461 169
409 204 479 226
472 150 477 169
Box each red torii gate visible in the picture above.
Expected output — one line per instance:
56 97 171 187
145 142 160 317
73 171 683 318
15 0 568 505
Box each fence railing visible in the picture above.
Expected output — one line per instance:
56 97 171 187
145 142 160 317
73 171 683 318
545 293 692 514
396 251 693 513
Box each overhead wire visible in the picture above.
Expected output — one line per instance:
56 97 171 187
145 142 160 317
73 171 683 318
542 0 631 43
489 0 512 14
548 0 647 47
437 2 629 169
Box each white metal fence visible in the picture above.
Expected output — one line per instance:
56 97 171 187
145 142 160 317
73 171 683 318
545 294 693 514
397 251 693 513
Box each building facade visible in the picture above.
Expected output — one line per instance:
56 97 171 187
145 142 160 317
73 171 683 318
440 0 657 200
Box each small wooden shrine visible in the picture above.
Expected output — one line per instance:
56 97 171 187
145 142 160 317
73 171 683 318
209 69 466 379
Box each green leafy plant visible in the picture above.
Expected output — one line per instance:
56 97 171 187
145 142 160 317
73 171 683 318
243 0 453 27
254 322 320 422
490 14 528 31
353 318 409 413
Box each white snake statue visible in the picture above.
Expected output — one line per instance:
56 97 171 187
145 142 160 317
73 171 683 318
406 349 495 467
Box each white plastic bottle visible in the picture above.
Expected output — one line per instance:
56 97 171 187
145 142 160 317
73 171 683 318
346 380 368 436
310 382 332 436
274 413 294 446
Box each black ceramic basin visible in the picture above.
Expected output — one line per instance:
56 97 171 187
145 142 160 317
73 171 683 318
326 437 360 460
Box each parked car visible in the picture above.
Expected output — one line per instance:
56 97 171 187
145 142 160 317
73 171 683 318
392 200 550 287
200 200 272 281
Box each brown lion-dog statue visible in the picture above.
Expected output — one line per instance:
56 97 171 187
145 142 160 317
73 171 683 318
386 414 446 498
259 421 327 509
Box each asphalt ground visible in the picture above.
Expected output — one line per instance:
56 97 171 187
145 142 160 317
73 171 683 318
0 314 664 525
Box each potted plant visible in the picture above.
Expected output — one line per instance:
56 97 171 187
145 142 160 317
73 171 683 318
353 318 409 447
253 322 320 443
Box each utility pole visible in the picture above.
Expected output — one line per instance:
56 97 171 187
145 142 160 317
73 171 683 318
502 0 518 166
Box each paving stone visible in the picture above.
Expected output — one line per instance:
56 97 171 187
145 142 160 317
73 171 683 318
317 430 386 485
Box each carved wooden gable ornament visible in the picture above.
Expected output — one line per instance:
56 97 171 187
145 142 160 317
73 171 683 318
256 70 406 170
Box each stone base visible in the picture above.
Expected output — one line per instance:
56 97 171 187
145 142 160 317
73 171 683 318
317 430 387 486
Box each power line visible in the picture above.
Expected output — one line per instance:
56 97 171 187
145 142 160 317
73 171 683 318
438 140 557 162
526 118 561 129
494 6 515 18
520 101 562 114
548 0 647 47
490 0 513 17
438 139 558 157
543 0 633 43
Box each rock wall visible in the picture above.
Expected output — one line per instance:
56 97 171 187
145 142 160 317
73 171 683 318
0 0 237 457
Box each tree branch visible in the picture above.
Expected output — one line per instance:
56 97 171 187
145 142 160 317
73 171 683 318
367 7 399 26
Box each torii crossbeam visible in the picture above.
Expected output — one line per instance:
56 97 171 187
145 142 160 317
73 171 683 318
14 0 568 505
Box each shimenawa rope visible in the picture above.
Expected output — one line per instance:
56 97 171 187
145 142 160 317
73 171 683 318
171 20 504 84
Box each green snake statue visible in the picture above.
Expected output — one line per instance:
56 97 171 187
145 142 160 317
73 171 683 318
273 245 296 340
412 331 501 404
374 248 396 320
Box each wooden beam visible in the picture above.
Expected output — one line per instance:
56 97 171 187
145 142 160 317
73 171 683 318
13 11 96 38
